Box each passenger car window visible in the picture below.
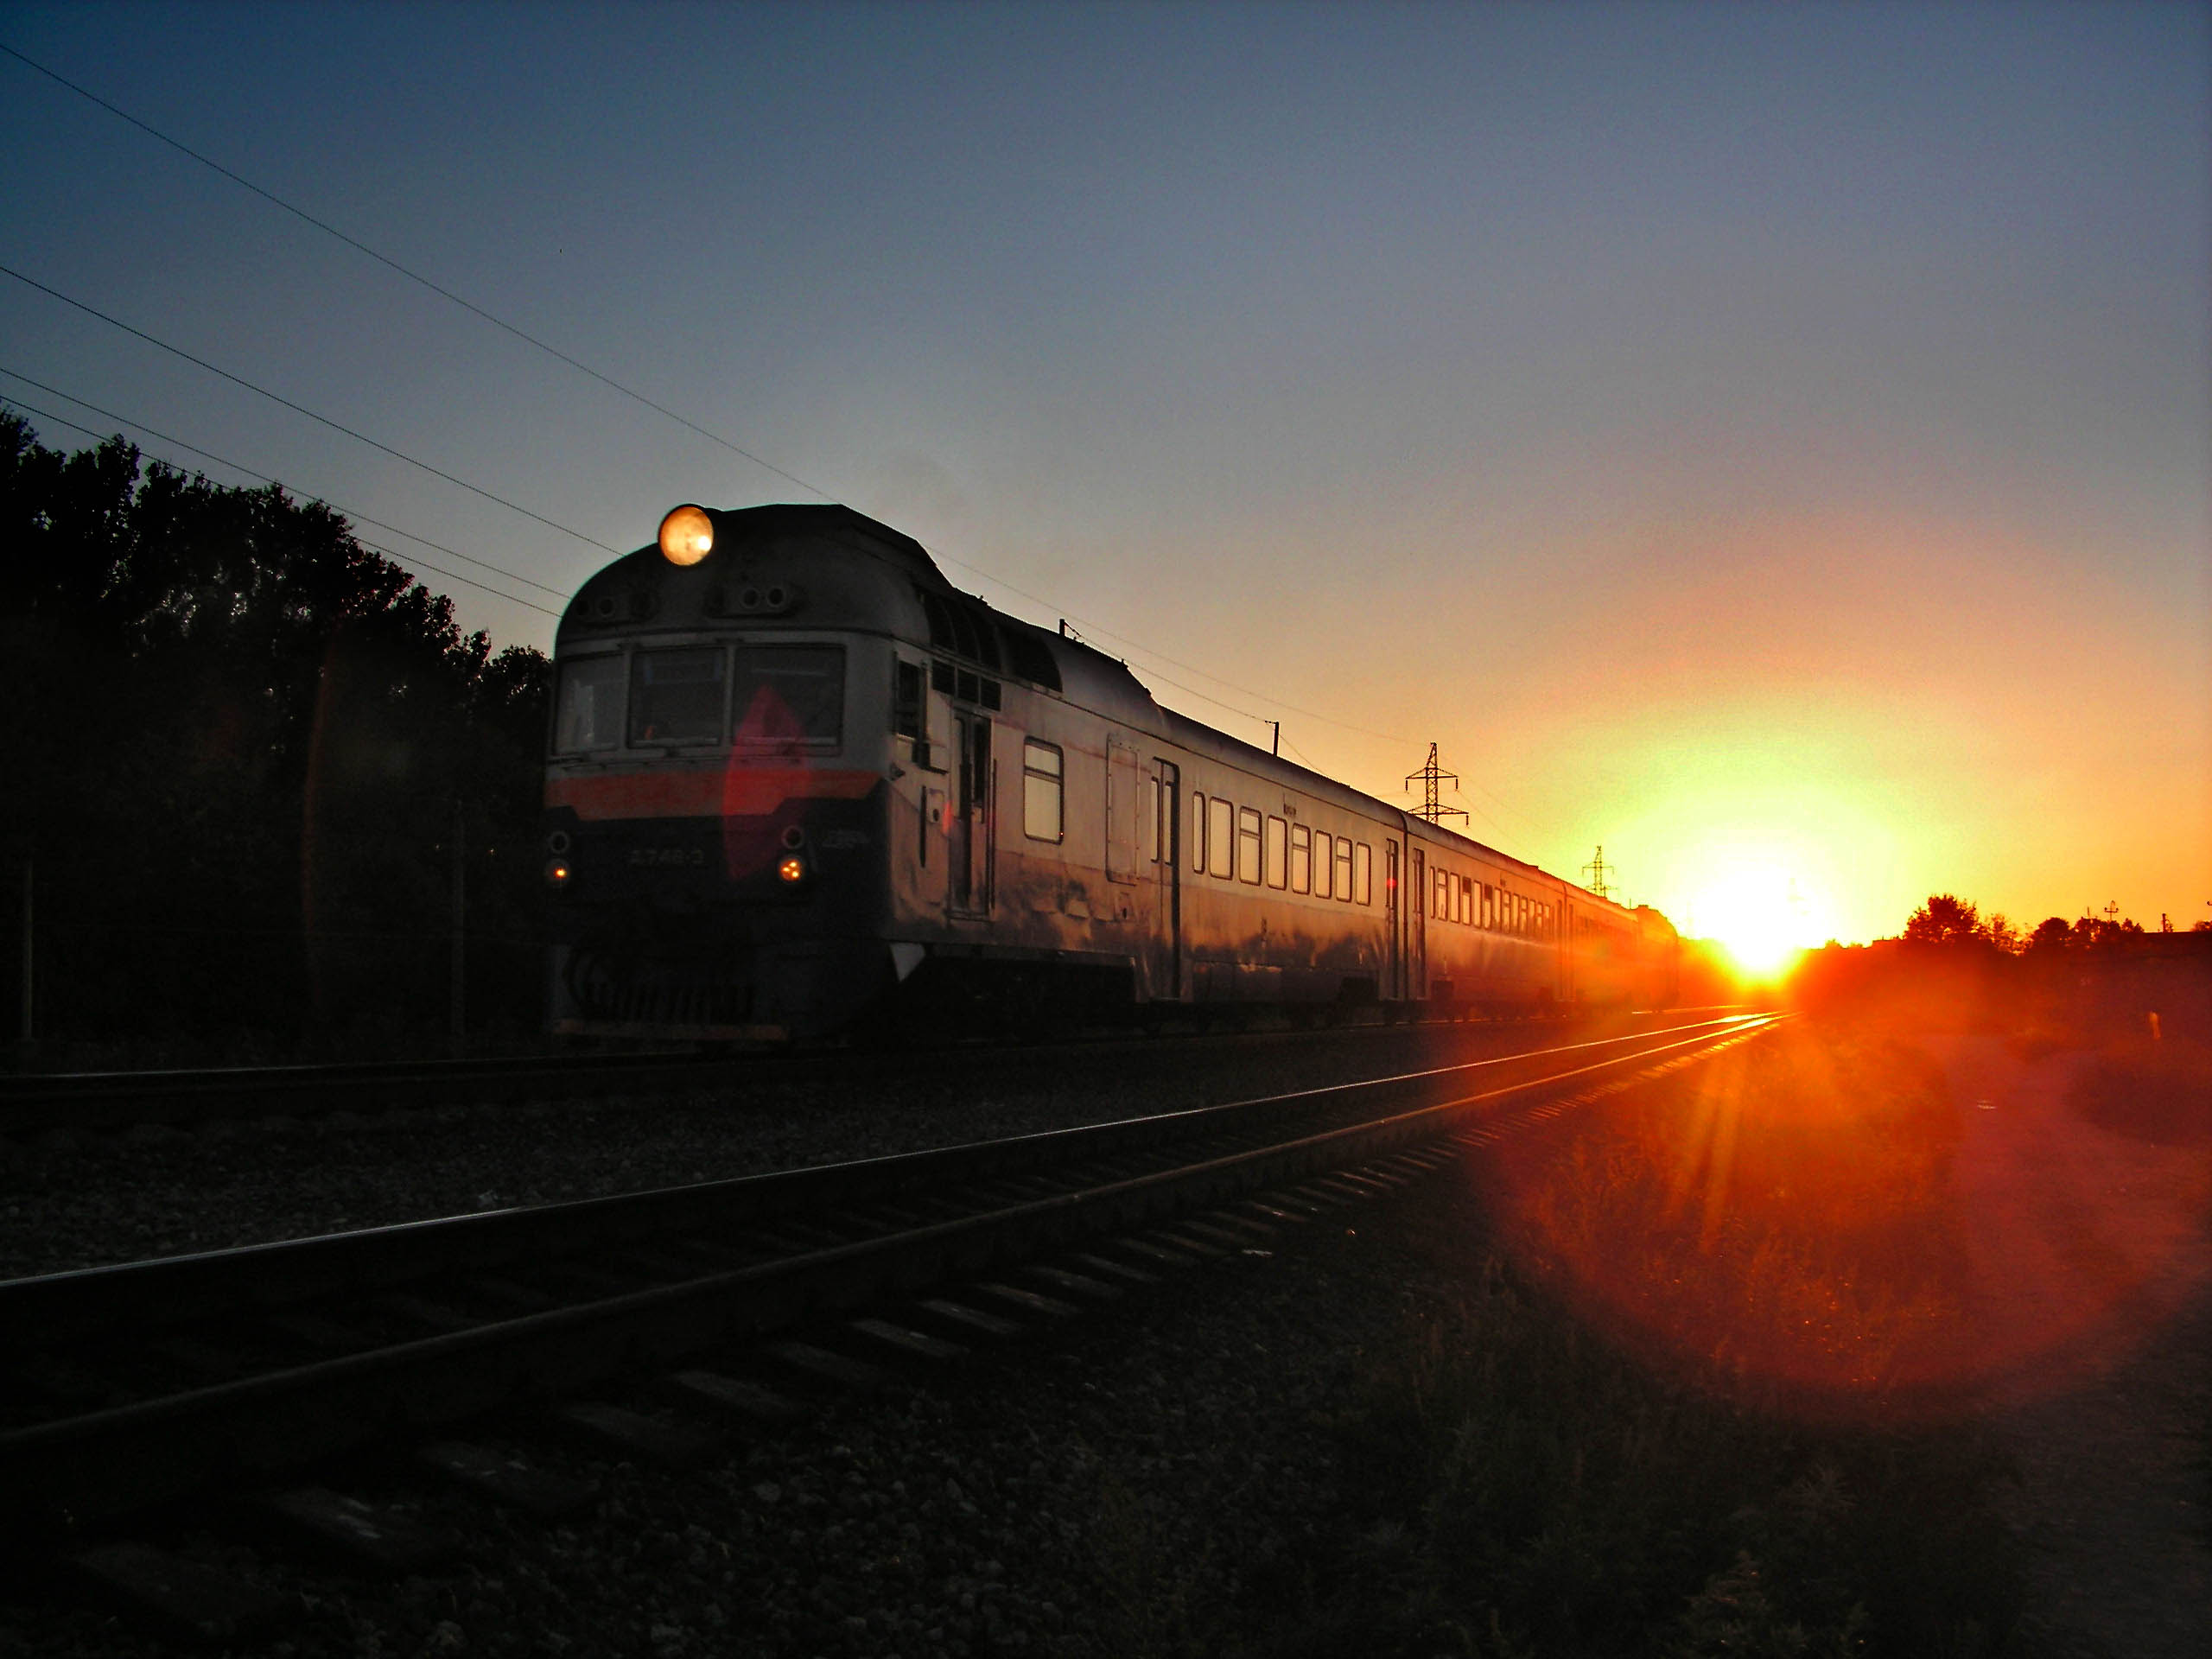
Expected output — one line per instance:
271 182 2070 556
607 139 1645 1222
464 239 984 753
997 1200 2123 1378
1314 830 1333 899
1353 842 1371 906
1209 797 1235 879
1290 823 1311 893
1265 817 1287 889
1236 806 1262 885
1335 837 1353 902
1191 793 1208 874
553 655 624 753
629 647 725 746
1022 740 1063 842
731 645 843 748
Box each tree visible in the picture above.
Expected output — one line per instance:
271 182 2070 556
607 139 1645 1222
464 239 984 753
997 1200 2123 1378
2 414 550 1055
1903 894 1983 948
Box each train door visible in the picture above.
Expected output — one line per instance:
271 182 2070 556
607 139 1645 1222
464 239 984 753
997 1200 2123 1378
1408 844 1427 1001
1153 760 1182 997
1385 839 1400 1000
949 715 994 916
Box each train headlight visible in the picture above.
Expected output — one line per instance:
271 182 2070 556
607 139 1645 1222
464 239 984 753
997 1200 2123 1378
658 503 715 566
545 857 574 890
777 855 807 884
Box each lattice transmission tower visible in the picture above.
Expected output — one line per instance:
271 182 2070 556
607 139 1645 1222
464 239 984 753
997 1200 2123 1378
1405 744 1468 826
1582 846 1615 899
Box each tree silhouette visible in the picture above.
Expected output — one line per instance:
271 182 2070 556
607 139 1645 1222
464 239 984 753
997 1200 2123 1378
2 414 549 1057
1902 893 1983 948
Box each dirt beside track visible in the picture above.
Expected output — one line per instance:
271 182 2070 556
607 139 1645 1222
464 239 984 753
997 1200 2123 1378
1923 1034 2212 1657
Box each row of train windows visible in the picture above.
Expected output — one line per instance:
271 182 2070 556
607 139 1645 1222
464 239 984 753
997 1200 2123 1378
1188 793 1373 905
1432 869 1552 939
554 646 845 753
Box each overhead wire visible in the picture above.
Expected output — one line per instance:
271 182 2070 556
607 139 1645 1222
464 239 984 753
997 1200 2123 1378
0 365 569 601
0 39 836 504
2 42 1567 836
0 262 622 555
0 394 564 619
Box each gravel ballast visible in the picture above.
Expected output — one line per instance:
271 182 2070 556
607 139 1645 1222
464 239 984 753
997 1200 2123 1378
0 1019 1660 1279
0 1141 1477 1658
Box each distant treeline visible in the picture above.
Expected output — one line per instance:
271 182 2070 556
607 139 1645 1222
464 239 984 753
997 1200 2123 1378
2 414 551 1063
1794 892 2212 1039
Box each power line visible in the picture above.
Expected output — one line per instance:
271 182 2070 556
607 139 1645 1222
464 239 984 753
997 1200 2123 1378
0 45 1562 839
0 261 621 555
0 39 836 504
0 366 569 601
1 396 563 619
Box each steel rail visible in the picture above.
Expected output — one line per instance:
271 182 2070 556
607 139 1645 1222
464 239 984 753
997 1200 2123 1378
0 1015 1778 1538
0 1007 1745 1136
0 1014 1760 1338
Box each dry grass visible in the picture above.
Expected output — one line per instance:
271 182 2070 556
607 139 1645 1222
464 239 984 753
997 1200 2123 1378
1230 1023 2024 1658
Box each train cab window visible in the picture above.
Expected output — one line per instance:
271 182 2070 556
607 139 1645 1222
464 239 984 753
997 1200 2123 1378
1333 836 1353 902
1209 796 1235 879
1353 842 1371 905
732 645 844 749
1022 740 1064 842
629 647 725 746
1236 806 1262 884
1289 823 1312 893
1264 817 1287 889
893 658 927 759
553 654 624 753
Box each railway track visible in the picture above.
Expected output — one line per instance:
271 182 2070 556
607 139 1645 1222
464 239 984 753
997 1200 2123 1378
0 1007 1754 1138
1 1012 1778 1553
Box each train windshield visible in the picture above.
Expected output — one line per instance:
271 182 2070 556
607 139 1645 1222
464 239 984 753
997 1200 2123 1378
733 645 843 750
629 648 726 746
553 655 624 753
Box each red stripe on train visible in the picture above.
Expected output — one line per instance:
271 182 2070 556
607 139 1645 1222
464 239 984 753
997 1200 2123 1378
546 767 881 821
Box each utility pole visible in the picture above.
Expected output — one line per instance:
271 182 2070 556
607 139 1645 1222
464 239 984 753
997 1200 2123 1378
1268 721 1280 757
1404 744 1468 827
16 846 30 1060
1582 846 1614 899
448 798 466 1058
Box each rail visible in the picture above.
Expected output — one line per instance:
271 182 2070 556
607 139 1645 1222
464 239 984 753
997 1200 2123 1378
0 1013 1779 1539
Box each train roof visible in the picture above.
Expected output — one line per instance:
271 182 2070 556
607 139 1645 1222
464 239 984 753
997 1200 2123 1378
562 502 1668 935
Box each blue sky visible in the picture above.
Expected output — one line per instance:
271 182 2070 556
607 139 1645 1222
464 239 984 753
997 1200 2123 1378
3 2 2206 943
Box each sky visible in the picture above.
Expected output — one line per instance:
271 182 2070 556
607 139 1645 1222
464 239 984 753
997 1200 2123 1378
3 2 2206 950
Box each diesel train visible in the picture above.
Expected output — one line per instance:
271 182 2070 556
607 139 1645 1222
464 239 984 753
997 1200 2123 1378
542 502 1679 1039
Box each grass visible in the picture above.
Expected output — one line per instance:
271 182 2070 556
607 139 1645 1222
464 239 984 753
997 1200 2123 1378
1230 1023 2024 1658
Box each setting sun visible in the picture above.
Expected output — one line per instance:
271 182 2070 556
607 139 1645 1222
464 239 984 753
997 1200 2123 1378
1688 868 1821 977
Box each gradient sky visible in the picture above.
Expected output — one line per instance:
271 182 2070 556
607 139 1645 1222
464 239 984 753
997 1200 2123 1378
3 2 2205 947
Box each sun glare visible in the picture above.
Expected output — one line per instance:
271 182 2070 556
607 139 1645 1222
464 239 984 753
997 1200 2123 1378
1689 869 1815 977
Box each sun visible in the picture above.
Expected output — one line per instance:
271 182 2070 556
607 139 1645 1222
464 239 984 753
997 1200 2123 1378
1690 869 1813 977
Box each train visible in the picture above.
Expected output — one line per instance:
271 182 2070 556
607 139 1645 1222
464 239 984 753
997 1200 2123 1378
541 502 1679 1040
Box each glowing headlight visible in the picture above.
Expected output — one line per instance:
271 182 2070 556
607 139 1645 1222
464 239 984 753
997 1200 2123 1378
545 858 573 889
777 855 807 884
658 503 715 565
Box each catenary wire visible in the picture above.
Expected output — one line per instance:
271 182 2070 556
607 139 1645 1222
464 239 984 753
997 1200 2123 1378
0 39 836 504
1 46 1565 838
0 262 622 556
2 397 563 619
0 43 1448 757
0 366 569 600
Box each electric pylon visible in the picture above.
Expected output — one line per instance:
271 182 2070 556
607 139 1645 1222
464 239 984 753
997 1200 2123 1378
1582 846 1614 899
1405 744 1468 826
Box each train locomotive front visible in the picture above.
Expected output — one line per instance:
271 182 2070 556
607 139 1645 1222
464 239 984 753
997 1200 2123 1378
542 503 927 1039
